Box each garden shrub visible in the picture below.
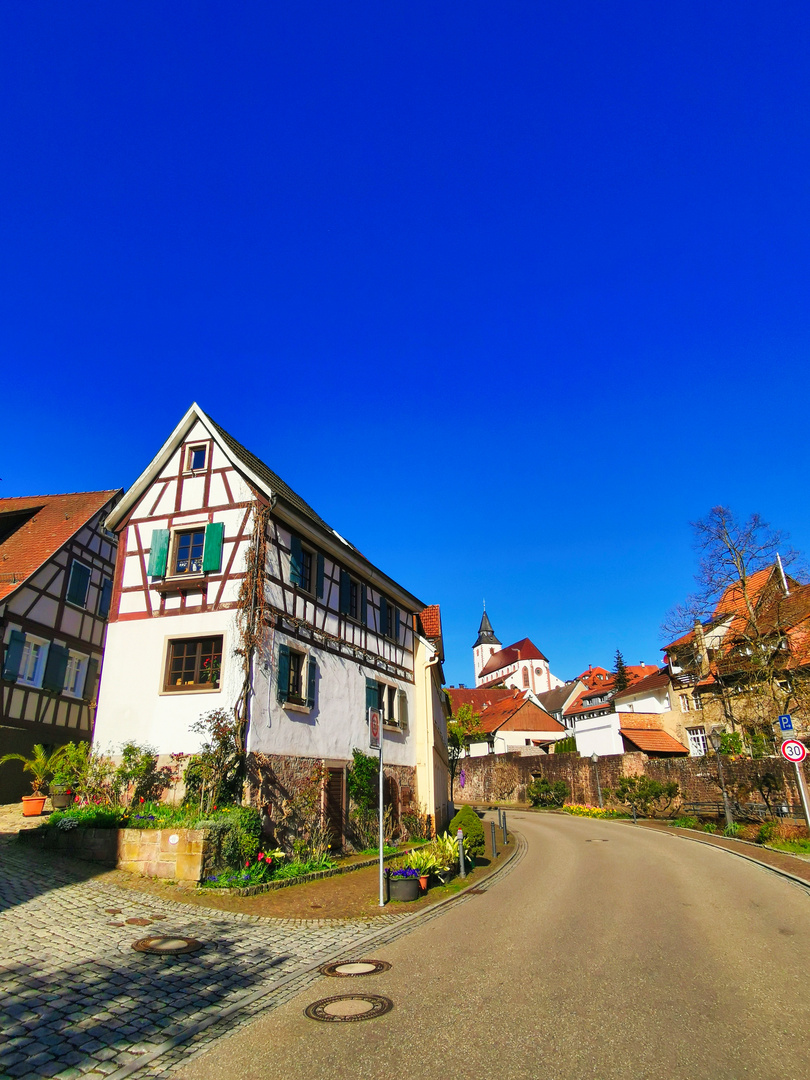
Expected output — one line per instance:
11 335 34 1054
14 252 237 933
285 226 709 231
527 777 569 808
449 805 485 861
671 816 699 830
346 748 379 811
553 736 577 754
723 821 742 838
757 821 776 844
702 822 718 833
560 804 626 819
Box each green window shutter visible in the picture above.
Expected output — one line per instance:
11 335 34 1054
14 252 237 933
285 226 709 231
2 630 26 682
66 562 91 607
316 552 325 598
394 607 400 643
277 644 291 704
307 656 317 708
379 595 388 637
202 522 225 573
365 676 378 716
98 579 113 619
289 535 303 586
42 644 69 693
339 569 351 615
82 658 99 702
397 689 408 731
147 529 170 578
360 584 368 626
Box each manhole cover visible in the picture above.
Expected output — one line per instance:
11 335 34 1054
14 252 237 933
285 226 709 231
108 921 125 927
150 914 167 920
465 888 486 894
105 908 122 914
126 917 153 926
132 936 205 955
319 960 391 977
305 995 393 1022
586 839 609 843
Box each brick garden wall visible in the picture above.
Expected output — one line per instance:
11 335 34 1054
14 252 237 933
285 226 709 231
455 749 810 816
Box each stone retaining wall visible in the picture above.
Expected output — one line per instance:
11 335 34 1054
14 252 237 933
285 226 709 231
456 749 810 815
18 827 212 882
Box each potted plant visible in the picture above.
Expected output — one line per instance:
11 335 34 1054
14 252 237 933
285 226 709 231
432 831 459 884
0 744 68 816
49 741 89 809
405 845 439 891
387 866 420 901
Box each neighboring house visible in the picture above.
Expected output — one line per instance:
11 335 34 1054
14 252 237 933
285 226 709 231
445 686 566 756
472 610 564 693
563 663 658 726
613 666 700 755
94 404 449 843
567 662 686 758
535 680 585 732
663 563 810 744
0 490 122 801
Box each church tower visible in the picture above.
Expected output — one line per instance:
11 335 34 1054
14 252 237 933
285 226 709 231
473 607 502 686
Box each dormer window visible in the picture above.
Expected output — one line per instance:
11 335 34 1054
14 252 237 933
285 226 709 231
187 445 207 471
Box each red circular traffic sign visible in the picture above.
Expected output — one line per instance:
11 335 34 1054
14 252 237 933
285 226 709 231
369 710 380 741
780 739 807 762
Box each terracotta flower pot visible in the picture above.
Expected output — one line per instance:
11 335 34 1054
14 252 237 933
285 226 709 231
22 794 47 817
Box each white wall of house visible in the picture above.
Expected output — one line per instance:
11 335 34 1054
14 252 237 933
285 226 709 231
94 608 239 755
248 630 415 766
615 686 671 713
574 713 623 757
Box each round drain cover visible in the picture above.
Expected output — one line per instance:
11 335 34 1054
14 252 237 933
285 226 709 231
319 960 391 978
132 936 205 955
305 994 393 1022
126 917 153 926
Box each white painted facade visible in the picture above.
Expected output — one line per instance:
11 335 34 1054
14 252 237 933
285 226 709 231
94 405 449 832
574 713 624 757
476 656 564 694
614 685 671 715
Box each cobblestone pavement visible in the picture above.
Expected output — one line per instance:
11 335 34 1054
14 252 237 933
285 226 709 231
0 833 422 1080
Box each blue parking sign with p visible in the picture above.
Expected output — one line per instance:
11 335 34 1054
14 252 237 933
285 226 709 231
779 714 793 732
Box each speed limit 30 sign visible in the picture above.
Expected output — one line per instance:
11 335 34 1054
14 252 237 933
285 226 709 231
780 739 807 763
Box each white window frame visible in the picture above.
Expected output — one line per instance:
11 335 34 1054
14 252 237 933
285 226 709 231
168 520 208 578
186 444 208 472
63 650 89 698
686 726 708 757
18 635 50 688
679 694 691 713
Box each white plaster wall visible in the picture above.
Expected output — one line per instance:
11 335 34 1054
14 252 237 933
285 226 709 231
94 609 239 756
615 686 670 713
248 632 416 766
574 714 624 756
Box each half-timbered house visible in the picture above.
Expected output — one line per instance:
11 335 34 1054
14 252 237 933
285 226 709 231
94 404 450 841
0 490 122 801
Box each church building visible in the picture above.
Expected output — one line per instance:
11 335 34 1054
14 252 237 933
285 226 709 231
472 609 564 694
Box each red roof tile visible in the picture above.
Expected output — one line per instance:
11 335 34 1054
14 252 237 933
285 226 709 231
472 695 565 735
478 637 549 678
0 490 120 601
620 727 689 754
613 667 671 700
418 605 442 640
446 687 520 717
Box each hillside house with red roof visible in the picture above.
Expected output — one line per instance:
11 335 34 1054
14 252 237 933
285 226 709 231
472 609 564 694
663 562 810 741
446 686 566 756
0 489 122 800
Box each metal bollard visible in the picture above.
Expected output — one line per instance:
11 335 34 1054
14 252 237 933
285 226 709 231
501 811 507 846
490 819 498 857
458 827 466 878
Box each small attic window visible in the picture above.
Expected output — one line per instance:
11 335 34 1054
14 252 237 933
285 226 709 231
187 445 207 471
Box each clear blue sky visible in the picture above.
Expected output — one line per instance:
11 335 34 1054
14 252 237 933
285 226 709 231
3 2 810 686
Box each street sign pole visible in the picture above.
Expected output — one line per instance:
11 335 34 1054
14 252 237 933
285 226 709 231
368 708 384 906
379 734 384 906
794 761 810 832
779 739 810 831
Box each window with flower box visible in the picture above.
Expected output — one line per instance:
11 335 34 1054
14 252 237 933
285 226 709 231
164 636 223 692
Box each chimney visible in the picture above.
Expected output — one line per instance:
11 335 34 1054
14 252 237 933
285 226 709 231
693 619 710 676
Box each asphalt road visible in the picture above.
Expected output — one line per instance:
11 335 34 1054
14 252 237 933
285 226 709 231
172 811 810 1080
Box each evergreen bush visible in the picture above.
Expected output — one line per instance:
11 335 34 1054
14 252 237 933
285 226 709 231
527 777 569 807
449 805 485 861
